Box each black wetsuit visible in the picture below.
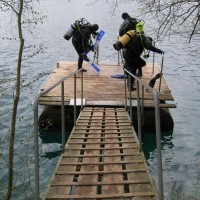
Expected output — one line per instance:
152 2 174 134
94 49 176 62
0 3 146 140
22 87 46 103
72 27 95 69
123 34 162 88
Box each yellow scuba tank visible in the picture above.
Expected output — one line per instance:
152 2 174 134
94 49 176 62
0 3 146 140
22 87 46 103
113 30 135 51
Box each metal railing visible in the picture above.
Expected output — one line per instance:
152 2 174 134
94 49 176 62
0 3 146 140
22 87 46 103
115 32 164 200
33 65 84 200
123 67 164 200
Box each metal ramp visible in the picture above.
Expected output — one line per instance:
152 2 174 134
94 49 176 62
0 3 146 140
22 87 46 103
45 107 157 199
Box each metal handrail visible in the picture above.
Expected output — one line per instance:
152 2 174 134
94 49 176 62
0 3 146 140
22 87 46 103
123 68 163 200
33 66 84 200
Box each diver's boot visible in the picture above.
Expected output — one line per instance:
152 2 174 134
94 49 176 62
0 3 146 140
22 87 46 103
137 68 142 77
78 67 87 72
81 68 87 72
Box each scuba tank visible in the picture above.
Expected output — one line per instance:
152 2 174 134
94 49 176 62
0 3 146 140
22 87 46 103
64 18 91 40
136 21 144 35
135 20 149 58
64 20 78 40
113 30 135 51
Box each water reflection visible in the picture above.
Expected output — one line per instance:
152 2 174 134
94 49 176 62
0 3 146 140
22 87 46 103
143 130 174 161
39 131 71 159
41 150 62 159
39 131 70 144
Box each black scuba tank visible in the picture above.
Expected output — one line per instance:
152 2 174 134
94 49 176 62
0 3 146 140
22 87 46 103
64 21 78 40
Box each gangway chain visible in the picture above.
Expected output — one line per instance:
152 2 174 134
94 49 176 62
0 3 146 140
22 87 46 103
44 107 157 200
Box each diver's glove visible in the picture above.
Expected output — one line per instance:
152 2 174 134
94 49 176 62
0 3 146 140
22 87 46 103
92 31 99 39
159 50 164 55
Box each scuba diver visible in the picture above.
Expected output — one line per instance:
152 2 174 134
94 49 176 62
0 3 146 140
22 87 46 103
64 18 99 72
114 21 164 91
119 12 143 77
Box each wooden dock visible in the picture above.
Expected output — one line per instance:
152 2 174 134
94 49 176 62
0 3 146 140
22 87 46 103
45 107 157 200
39 61 176 108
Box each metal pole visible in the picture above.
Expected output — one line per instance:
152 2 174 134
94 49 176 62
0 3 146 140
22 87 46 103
61 82 65 153
33 98 40 200
141 85 144 134
117 35 120 66
124 70 127 110
153 91 164 200
118 50 120 66
128 74 132 125
136 81 142 152
81 71 83 110
97 45 99 65
152 41 155 77
74 74 77 126
159 55 164 92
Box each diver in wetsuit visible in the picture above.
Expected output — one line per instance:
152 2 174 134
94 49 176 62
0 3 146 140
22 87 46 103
122 22 164 91
72 23 99 72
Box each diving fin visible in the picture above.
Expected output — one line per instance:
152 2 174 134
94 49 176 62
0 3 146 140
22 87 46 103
83 56 100 73
148 73 163 89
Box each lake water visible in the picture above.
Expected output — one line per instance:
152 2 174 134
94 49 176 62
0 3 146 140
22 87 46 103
0 0 200 199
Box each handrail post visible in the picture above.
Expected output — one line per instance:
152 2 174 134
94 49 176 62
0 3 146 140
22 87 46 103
118 50 120 66
153 91 164 199
136 81 142 152
128 74 132 125
74 74 77 126
152 41 156 77
81 71 83 110
159 55 164 92
117 35 120 66
96 45 99 65
141 85 144 132
33 97 40 200
124 71 127 110
61 82 65 153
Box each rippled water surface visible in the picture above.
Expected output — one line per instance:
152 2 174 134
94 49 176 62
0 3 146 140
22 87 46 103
0 0 200 199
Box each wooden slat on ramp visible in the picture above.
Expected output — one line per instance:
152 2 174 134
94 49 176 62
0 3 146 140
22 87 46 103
45 107 157 200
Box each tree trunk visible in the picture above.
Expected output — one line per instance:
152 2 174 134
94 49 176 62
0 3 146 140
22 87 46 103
6 0 24 199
